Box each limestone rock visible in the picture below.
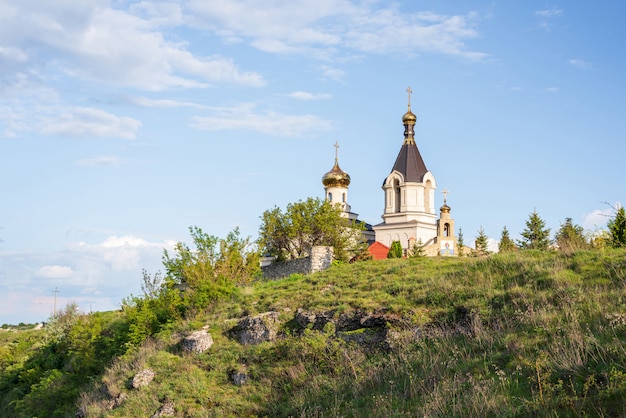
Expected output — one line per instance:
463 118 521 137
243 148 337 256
230 365 249 386
295 308 335 331
132 369 155 389
231 312 280 345
151 401 175 417
182 329 214 354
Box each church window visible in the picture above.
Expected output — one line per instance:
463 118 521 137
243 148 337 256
425 180 432 213
342 193 346 203
328 192 332 201
444 223 450 237
394 179 401 213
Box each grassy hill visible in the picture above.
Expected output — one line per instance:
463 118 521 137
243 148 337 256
2 249 626 417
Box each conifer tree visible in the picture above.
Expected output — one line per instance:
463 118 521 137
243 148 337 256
457 228 465 256
408 238 425 257
608 205 626 248
498 226 516 252
387 241 403 258
555 217 588 253
517 210 551 250
474 226 489 256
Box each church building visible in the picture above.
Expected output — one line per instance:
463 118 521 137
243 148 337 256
370 88 458 257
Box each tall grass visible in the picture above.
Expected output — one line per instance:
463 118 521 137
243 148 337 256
71 249 626 416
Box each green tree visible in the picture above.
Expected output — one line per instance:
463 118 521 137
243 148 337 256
608 205 626 248
518 210 551 250
387 241 403 258
163 226 260 288
258 197 363 262
457 228 465 256
498 226 517 252
474 226 489 256
555 217 588 253
407 238 425 257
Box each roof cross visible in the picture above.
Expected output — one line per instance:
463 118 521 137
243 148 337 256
334 141 339 161
442 187 449 204
406 85 412 107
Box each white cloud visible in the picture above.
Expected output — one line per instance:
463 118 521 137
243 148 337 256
569 59 592 69
320 66 347 81
70 235 175 272
39 107 142 139
0 1 265 91
545 87 559 92
76 155 121 166
583 203 621 230
535 8 563 18
287 91 332 100
487 238 499 253
0 234 177 323
36 265 74 279
186 0 486 60
191 103 333 137
128 96 208 109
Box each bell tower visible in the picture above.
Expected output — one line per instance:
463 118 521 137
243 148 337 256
373 87 437 251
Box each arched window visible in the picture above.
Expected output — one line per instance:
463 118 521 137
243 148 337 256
425 180 432 213
394 179 401 213
342 193 346 203
328 192 332 201
444 223 450 237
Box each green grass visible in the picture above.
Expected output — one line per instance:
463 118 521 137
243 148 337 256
3 249 626 417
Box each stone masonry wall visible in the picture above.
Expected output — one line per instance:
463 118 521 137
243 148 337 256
261 246 334 279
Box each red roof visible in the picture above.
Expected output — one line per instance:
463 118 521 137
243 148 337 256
368 241 390 260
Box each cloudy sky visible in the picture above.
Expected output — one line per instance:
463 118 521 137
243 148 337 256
1 1 625 324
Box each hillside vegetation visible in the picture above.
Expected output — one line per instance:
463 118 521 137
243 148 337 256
2 249 626 417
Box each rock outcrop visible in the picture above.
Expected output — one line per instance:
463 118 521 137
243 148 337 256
231 312 280 345
132 369 155 389
151 401 175 417
181 329 214 354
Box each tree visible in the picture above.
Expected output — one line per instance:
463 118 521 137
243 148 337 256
258 197 363 262
517 210 551 250
457 228 465 256
163 226 260 288
608 205 626 248
387 241 403 258
407 238 425 257
474 226 489 256
498 226 517 252
555 217 588 253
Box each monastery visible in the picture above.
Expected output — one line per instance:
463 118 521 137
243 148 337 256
321 88 458 259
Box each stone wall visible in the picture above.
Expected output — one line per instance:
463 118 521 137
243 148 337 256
261 246 334 279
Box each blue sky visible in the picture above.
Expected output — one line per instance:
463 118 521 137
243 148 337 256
1 1 625 324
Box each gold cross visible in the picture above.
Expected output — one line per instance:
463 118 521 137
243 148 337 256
334 141 339 160
406 86 412 107
443 187 449 204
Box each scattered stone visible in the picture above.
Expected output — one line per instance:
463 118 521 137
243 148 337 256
231 312 280 345
103 392 128 411
181 329 214 354
132 369 155 389
151 401 175 417
230 365 249 386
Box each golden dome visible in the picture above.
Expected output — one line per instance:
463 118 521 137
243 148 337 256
322 160 351 188
402 106 417 125
440 203 451 213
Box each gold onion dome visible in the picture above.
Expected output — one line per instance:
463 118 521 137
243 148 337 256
322 160 351 187
440 203 451 213
402 106 417 125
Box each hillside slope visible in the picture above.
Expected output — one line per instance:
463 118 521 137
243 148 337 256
3 250 626 417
